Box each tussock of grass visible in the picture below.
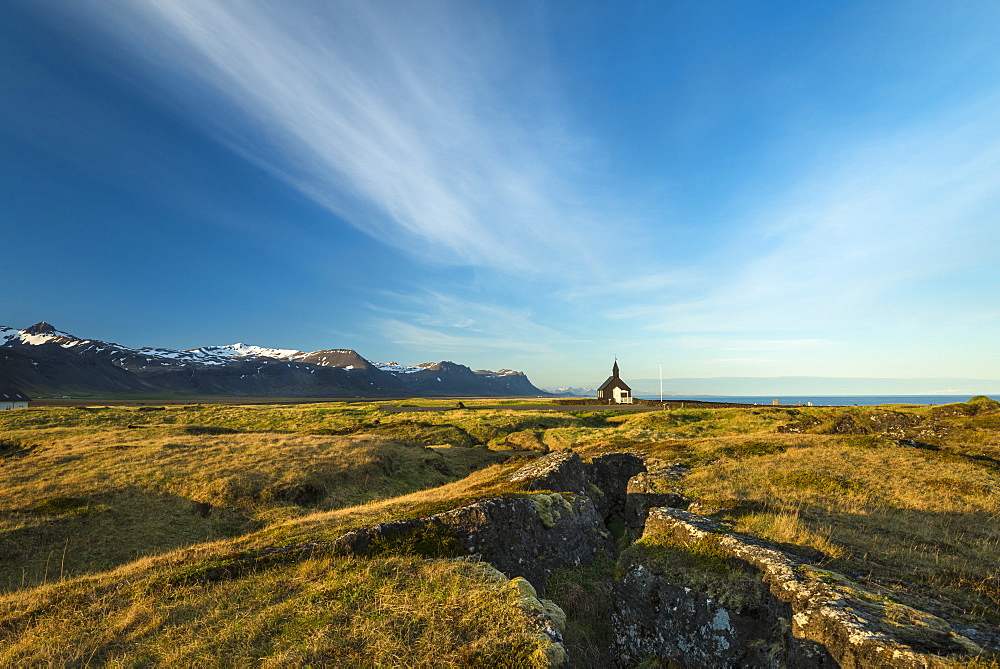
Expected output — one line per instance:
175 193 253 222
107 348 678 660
716 439 788 458
732 508 845 560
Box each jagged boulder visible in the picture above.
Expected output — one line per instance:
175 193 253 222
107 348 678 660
331 493 613 594
614 562 834 667
440 494 613 593
508 449 589 493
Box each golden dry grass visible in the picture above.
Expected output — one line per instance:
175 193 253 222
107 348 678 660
0 406 516 593
0 401 565 665
0 554 549 667
675 438 1000 623
1 398 998 663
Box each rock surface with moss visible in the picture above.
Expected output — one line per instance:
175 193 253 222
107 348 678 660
612 507 988 668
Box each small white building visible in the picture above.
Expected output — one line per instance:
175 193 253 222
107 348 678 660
0 388 30 410
597 360 633 404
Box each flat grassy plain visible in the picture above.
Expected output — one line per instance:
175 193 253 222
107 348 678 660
0 398 997 665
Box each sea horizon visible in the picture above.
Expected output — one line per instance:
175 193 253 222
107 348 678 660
632 394 1000 406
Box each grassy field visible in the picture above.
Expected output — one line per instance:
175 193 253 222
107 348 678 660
0 398 997 665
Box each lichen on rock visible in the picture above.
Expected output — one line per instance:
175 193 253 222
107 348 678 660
509 576 569 667
532 493 574 529
509 449 589 493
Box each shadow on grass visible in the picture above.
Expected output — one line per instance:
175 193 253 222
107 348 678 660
0 487 255 593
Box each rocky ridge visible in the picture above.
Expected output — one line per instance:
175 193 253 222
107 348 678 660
200 449 993 667
346 451 993 666
613 508 986 667
0 322 547 398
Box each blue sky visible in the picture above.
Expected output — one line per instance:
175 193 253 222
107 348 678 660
3 0 999 391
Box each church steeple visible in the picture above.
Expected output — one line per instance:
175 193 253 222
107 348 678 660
598 358 632 403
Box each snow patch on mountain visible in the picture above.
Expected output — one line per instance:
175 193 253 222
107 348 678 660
375 362 423 374
546 387 596 396
185 343 304 362
6 327 81 347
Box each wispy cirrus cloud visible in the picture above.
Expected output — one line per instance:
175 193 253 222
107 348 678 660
373 318 556 358
605 99 1000 337
367 289 563 358
72 0 609 276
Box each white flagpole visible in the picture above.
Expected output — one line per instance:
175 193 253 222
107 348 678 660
659 362 663 403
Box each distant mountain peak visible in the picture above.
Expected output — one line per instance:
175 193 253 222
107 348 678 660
295 349 372 369
24 322 57 335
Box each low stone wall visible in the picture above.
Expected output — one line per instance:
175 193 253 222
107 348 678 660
612 507 986 668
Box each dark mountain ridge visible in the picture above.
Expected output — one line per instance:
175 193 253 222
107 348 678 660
0 322 548 398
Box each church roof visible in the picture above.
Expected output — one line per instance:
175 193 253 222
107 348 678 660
598 376 631 392
597 359 630 392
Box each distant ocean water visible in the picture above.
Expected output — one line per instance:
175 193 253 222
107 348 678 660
634 395 1000 406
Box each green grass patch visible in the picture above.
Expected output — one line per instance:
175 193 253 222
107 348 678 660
547 552 617 667
29 496 109 517
622 532 763 614
716 440 788 458
772 470 865 494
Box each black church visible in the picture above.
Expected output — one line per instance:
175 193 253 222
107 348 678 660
597 360 632 404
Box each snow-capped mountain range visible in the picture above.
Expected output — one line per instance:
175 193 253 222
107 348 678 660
0 322 545 398
545 387 596 397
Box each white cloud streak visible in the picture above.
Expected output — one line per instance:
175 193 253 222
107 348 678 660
76 0 607 275
368 289 562 358
374 318 556 358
